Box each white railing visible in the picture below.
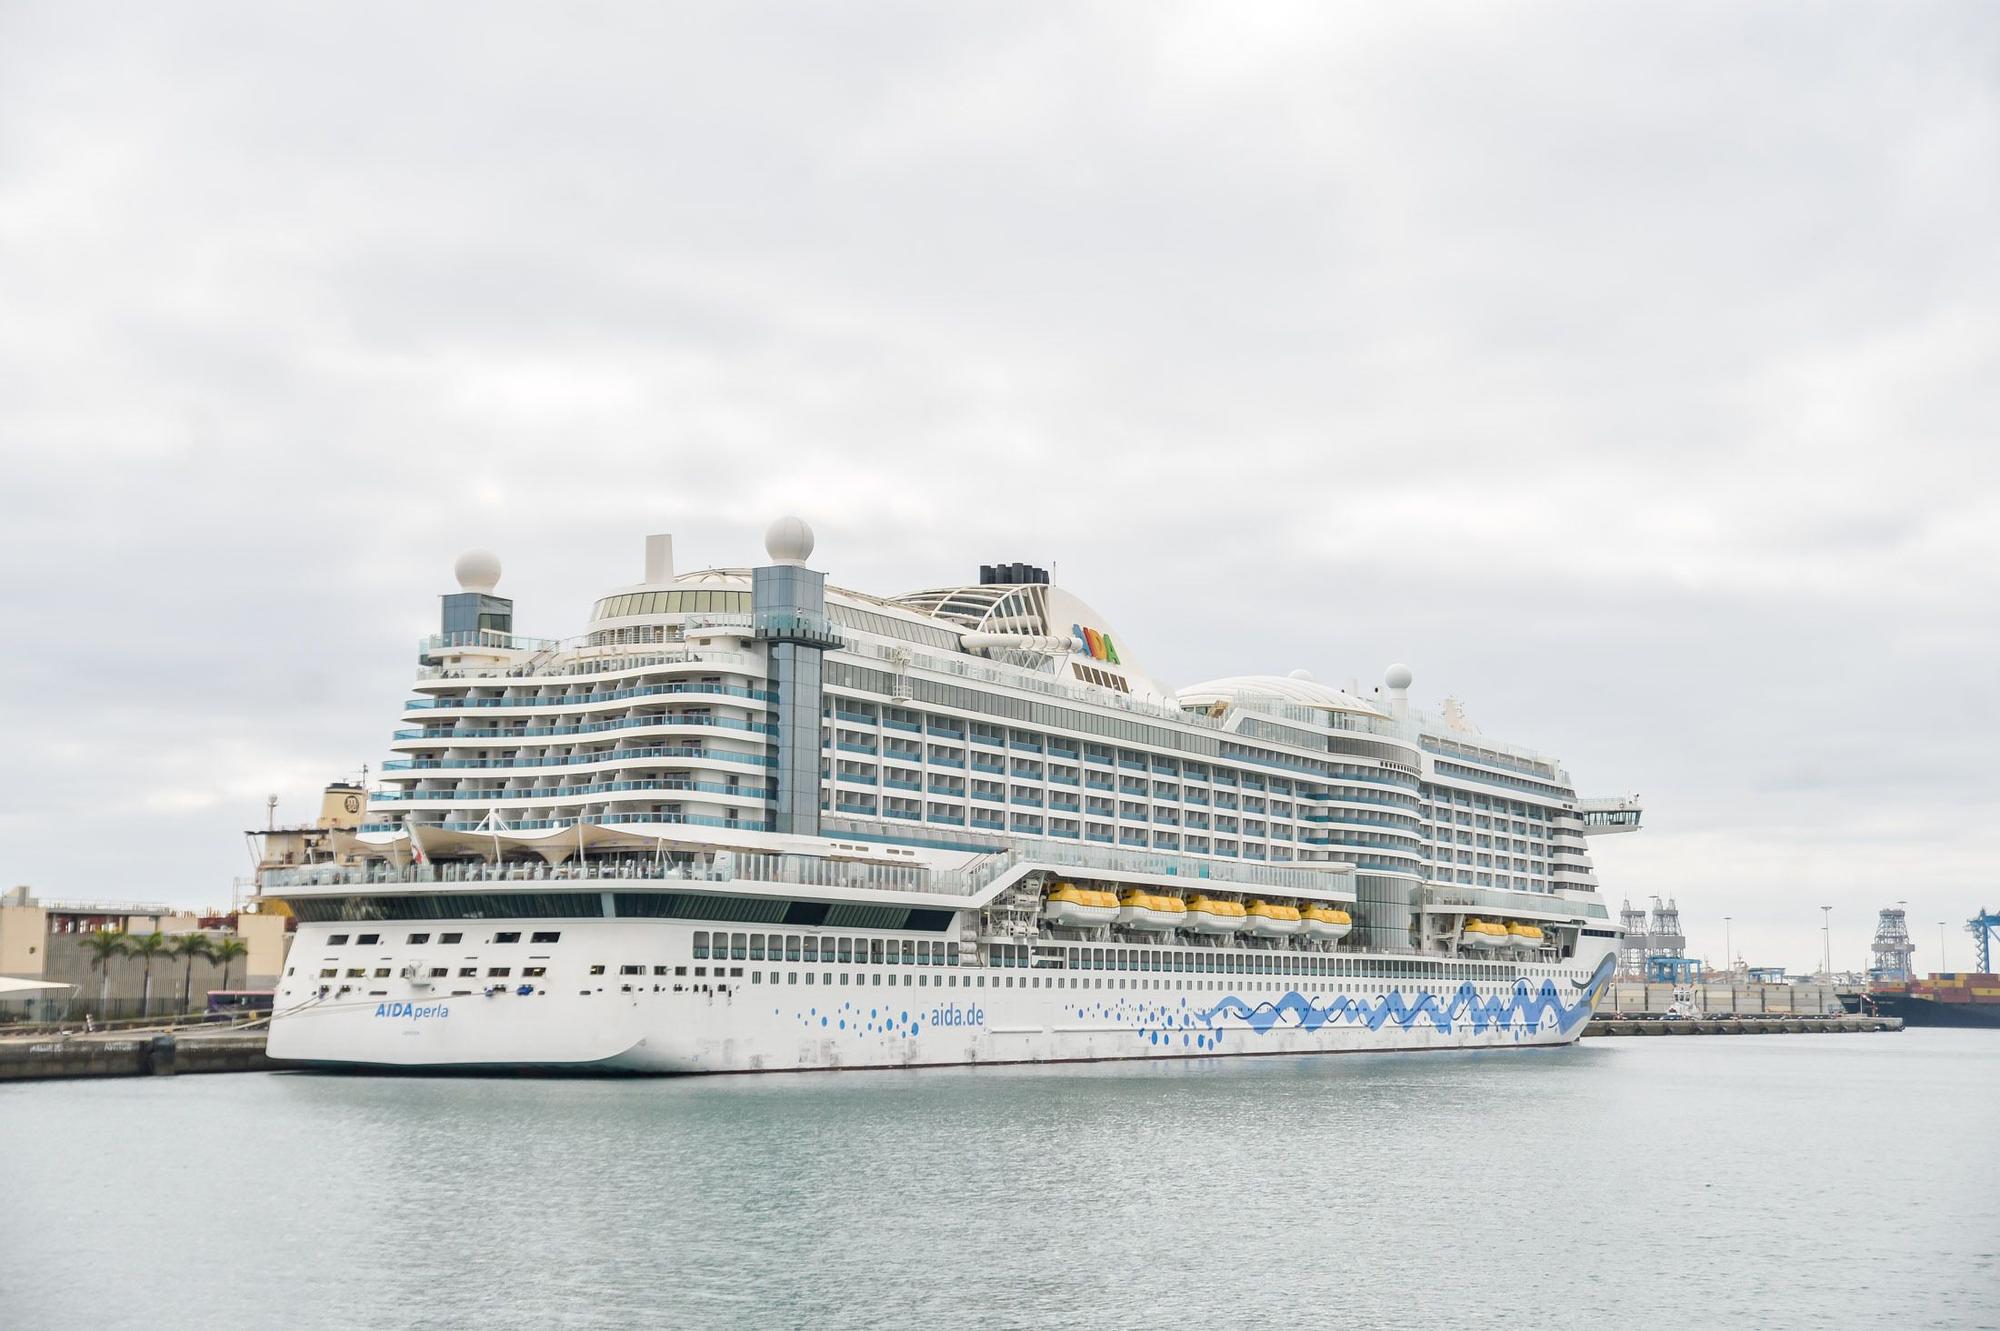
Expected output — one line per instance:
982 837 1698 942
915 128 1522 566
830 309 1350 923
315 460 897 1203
258 846 1020 899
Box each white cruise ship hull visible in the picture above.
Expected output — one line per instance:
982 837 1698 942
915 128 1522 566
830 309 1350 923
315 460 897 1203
269 920 1616 1074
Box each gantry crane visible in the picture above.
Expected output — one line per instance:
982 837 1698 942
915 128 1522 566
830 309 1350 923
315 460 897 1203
1970 908 2000 975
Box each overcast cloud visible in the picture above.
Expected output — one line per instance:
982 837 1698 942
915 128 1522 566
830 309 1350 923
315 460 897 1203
2 3 1995 972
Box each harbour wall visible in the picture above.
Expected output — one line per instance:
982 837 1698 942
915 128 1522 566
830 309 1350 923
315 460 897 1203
1603 982 1843 1016
0 1031 274 1081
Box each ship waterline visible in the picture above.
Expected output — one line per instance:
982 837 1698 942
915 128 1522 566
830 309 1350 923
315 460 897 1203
263 521 1637 1072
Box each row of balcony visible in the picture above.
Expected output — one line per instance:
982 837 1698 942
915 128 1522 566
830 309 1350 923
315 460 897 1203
407 679 775 711
382 745 775 772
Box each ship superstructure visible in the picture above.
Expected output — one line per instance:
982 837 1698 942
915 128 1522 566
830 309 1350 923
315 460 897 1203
262 521 1638 1072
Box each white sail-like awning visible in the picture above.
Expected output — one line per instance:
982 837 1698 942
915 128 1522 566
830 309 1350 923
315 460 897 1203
0 976 70 996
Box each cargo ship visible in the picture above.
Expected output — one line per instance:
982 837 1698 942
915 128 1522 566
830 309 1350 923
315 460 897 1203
1846 974 2000 1028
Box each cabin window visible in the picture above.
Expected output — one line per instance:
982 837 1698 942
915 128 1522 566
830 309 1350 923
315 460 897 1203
589 964 606 975
458 968 477 978
530 931 561 944
440 932 462 944
318 968 336 978
621 965 643 975
749 935 766 961
802 937 818 963
373 968 390 978
328 934 349 946
836 939 853 964
355 934 379 945
732 933 748 961
406 933 431 945
692 932 709 960
870 939 885 964
654 966 672 975
493 932 521 944
488 968 511 978
523 967 546 978
429 967 449 978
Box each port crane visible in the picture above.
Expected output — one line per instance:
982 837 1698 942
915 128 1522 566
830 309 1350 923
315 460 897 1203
1970 908 2000 974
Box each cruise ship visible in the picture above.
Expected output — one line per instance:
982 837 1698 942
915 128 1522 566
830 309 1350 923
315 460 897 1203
261 520 1641 1072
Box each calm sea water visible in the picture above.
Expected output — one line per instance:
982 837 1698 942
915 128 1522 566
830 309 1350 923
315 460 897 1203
3 1030 1995 1330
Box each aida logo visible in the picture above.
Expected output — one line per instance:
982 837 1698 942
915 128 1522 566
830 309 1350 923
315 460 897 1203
927 1003 985 1028
375 1001 450 1020
1072 624 1121 665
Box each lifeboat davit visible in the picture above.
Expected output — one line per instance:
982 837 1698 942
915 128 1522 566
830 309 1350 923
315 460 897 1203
1042 883 1118 929
1244 900 1304 938
1117 889 1186 932
1300 904 1352 941
1507 922 1545 952
1182 895 1248 934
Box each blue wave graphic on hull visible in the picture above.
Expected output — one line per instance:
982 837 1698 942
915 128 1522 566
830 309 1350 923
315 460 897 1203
1127 952 1615 1049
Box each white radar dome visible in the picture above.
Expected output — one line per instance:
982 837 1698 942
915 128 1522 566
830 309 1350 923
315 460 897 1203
1287 668 1316 682
764 515 815 566
454 548 502 593
1384 663 1414 690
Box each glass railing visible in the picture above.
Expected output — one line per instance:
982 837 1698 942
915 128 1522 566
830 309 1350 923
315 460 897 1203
751 609 842 643
374 779 769 803
417 647 763 685
393 714 775 745
821 814 1356 895
421 629 561 653
1301 835 1423 853
407 679 773 710
1421 884 1581 917
381 745 775 772
263 841 1017 899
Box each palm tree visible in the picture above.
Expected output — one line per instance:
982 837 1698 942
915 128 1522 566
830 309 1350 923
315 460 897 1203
209 936 250 993
125 931 171 1018
82 928 130 1016
170 934 216 1017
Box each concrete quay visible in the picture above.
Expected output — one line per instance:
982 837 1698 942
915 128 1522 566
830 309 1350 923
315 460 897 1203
1586 1013 1901 1037
0 1029 273 1081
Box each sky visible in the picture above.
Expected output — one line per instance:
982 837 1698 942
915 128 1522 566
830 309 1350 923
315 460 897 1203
1 3 1995 973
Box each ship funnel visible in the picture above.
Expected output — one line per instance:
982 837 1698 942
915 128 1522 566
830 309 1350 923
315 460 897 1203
645 534 675 584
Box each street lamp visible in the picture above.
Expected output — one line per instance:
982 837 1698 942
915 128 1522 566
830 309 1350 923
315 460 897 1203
1725 916 1733 977
1820 905 1832 979
1939 922 1947 974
